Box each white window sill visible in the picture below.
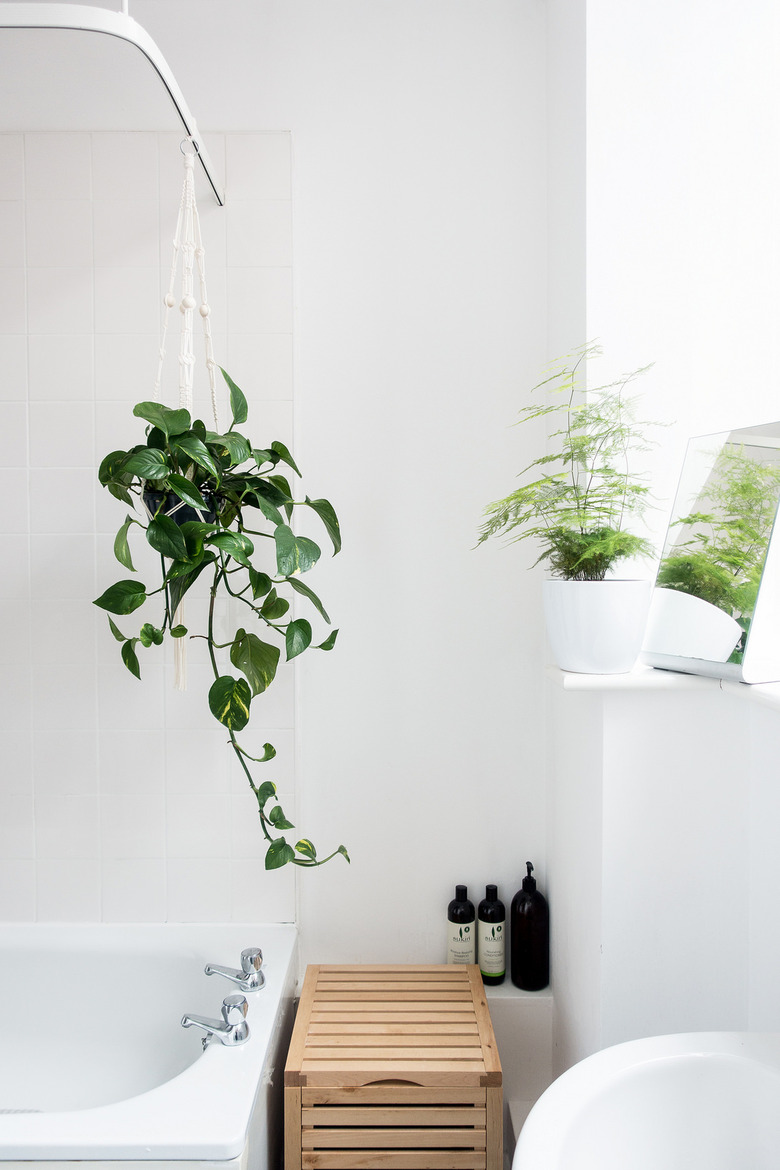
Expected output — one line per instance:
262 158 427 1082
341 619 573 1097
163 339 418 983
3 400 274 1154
547 662 780 713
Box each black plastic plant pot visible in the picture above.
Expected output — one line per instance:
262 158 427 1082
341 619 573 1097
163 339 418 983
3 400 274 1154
143 489 216 526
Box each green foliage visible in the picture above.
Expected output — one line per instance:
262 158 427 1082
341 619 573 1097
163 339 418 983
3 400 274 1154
657 445 780 657
477 344 659 580
95 368 347 871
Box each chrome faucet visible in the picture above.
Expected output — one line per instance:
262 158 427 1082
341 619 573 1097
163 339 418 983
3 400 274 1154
181 994 250 1048
205 946 265 992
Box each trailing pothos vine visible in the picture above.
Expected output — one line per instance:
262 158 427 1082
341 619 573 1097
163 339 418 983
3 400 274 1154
94 369 349 871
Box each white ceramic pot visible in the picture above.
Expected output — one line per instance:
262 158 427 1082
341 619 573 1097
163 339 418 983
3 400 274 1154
543 579 653 674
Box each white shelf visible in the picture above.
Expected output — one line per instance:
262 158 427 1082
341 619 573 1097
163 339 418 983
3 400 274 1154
485 981 552 1001
547 663 780 712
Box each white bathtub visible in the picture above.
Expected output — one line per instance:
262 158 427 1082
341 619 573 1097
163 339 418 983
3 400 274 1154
513 1032 780 1170
0 923 297 1169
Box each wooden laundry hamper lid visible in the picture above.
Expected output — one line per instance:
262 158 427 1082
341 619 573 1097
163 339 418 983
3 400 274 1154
284 964 502 1170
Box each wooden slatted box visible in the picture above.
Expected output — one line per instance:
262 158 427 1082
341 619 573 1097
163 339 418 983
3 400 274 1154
284 964 502 1170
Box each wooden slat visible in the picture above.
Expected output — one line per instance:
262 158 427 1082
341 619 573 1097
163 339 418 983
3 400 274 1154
302 1046 483 1062
486 1086 502 1170
314 991 473 1002
313 1006 477 1015
310 1010 477 1023
301 1151 485 1169
303 1127 487 1149
299 1062 488 1087
305 1033 481 1048
285 1085 302 1170
314 980 468 993
317 964 465 975
285 965 320 1088
466 966 502 1085
301 1086 485 1107
301 1106 487 1127
308 1022 480 1036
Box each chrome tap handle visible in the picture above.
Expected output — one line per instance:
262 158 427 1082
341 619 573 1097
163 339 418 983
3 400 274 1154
222 993 248 1026
181 995 250 1046
204 946 265 991
241 947 263 977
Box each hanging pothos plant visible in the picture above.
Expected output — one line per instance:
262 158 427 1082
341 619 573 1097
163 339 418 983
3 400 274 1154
94 368 348 871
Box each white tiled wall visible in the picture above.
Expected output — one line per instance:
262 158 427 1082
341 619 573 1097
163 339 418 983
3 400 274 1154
0 131 297 922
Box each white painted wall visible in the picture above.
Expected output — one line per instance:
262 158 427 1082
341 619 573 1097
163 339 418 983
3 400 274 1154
0 4 550 959
5 0 780 1116
547 0 780 1075
128 0 551 962
0 129 299 921
586 0 780 551
550 676 780 1076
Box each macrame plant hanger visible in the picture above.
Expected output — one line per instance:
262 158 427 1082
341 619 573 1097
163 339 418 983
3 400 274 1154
151 138 221 690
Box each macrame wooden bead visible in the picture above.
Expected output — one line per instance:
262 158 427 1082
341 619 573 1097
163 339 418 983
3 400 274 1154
180 294 197 312
199 303 210 317
165 293 176 308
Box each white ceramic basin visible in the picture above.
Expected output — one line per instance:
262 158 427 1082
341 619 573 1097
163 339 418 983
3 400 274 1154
513 1032 780 1170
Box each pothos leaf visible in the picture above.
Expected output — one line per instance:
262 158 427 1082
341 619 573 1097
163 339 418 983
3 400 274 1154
295 838 317 861
256 780 277 807
121 447 170 480
261 589 289 620
133 401 191 438
286 575 331 623
286 618 312 661
171 433 221 480
206 530 255 566
244 745 277 768
274 524 321 576
317 629 339 651
113 514 137 571
93 580 147 615
229 630 280 696
248 569 273 599
305 496 342 555
120 639 141 679
208 675 252 731
271 440 301 477
265 837 296 870
146 514 190 561
269 805 295 831
221 367 248 426
167 473 208 511
107 616 127 642
139 623 164 647
205 430 251 466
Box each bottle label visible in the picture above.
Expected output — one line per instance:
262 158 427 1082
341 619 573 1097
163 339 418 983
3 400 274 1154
478 920 505 976
446 921 475 964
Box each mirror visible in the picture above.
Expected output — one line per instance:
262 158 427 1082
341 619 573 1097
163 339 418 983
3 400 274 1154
642 422 780 683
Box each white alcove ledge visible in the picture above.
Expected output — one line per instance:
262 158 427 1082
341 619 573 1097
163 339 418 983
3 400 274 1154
548 661 780 713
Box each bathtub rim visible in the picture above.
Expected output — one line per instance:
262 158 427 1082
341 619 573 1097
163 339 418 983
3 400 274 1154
0 922 298 1162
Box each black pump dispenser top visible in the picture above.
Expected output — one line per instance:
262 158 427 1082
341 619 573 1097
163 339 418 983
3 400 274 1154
522 863 536 892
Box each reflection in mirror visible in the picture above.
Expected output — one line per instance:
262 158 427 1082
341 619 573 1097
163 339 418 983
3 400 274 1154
642 422 780 682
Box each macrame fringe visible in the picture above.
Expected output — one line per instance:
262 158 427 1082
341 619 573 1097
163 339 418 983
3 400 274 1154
154 142 222 690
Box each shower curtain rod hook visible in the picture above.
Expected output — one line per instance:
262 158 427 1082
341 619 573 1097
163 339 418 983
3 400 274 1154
180 136 200 157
